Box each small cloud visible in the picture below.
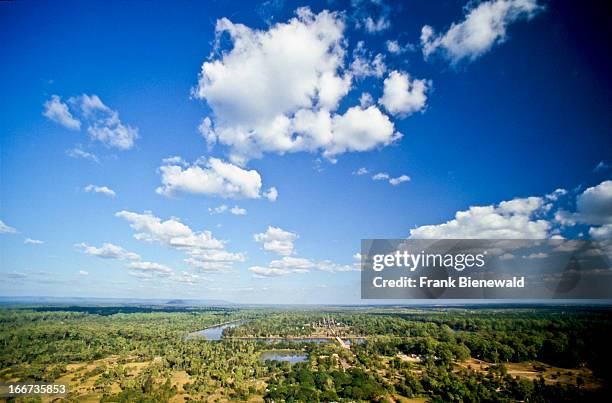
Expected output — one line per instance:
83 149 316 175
24 238 44 245
0 220 18 234
371 172 410 186
254 226 298 256
77 242 140 260
524 252 548 259
230 206 247 215
594 161 610 173
389 175 411 186
359 92 373 108
66 147 99 163
264 187 278 202
43 95 81 130
209 205 247 215
78 270 89 276
372 172 390 181
353 167 369 176
84 184 116 198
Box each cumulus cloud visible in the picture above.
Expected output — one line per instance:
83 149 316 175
385 40 413 55
195 8 404 164
66 147 99 162
264 187 278 202
545 188 567 202
126 261 173 275
590 224 612 240
208 204 247 215
379 71 430 117
354 167 369 175
372 172 390 181
370 172 410 185
24 238 44 245
421 0 542 64
359 93 373 108
249 256 315 277
116 210 224 250
43 94 138 150
352 0 391 33
84 184 116 198
389 175 411 186
350 41 387 78
43 95 81 130
254 226 298 256
77 242 140 260
156 157 276 200
0 220 18 234
249 255 360 277
575 180 612 225
410 196 550 239
116 210 244 272
185 249 246 272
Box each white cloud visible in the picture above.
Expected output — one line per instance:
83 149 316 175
389 175 411 186
264 187 278 202
77 94 139 150
364 16 390 33
379 70 430 117
78 270 89 276
66 147 99 162
576 180 612 225
410 196 550 239
254 226 298 256
208 205 229 215
354 167 369 175
352 0 391 34
116 210 245 273
323 106 401 158
359 92 373 108
43 95 81 130
171 271 205 285
594 161 610 173
350 41 387 79
0 220 18 234
317 259 361 273
249 256 315 277
372 172 390 180
230 206 247 215
116 210 224 250
77 242 140 260
208 204 247 215
195 8 404 164
126 261 173 275
545 188 567 201
421 0 542 64
24 238 44 245
84 184 116 198
45 94 138 150
249 266 301 277
185 249 246 272
156 157 275 200
524 252 548 259
162 156 188 166
590 224 612 240
249 255 360 277
386 40 413 54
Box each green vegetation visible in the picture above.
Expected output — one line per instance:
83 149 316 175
0 305 610 401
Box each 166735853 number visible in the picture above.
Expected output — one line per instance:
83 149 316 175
0 383 68 396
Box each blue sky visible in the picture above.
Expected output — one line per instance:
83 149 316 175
1 0 611 304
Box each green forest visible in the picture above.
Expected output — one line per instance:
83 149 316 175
1 305 611 402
